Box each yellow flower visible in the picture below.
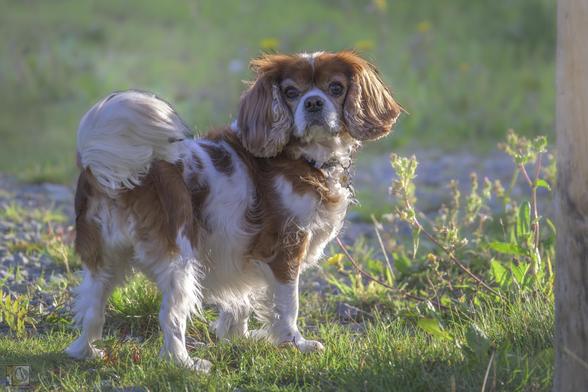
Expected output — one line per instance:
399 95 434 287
259 37 280 51
373 0 387 12
327 253 344 266
417 21 431 34
354 39 375 51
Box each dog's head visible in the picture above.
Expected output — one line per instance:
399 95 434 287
237 51 403 158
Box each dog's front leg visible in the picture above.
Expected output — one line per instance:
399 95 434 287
266 274 324 353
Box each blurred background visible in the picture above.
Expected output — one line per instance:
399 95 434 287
0 0 555 187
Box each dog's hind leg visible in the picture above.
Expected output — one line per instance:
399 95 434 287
66 254 130 360
137 235 211 373
213 304 251 340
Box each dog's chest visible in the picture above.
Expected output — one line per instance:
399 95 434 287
274 172 349 222
273 168 351 264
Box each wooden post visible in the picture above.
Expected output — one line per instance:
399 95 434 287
554 0 588 390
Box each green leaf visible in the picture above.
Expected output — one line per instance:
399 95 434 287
488 241 525 256
325 276 355 297
490 259 509 286
465 323 491 356
545 217 557 236
510 262 530 286
417 318 452 340
393 252 412 274
535 179 551 191
517 202 532 238
384 266 394 286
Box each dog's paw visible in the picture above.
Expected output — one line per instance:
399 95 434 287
295 339 325 353
160 350 212 374
278 337 325 353
65 339 104 360
249 329 268 341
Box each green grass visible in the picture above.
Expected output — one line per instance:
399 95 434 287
0 0 555 183
0 292 553 391
0 202 67 225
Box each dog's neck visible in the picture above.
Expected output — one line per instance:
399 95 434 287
284 132 359 170
283 133 359 202
226 123 358 196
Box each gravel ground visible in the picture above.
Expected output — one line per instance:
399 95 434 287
0 175 75 334
0 149 553 312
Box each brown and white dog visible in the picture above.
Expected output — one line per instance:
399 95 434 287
66 51 402 372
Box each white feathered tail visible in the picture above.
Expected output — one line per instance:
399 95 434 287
76 90 191 193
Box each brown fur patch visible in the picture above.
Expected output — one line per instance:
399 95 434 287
121 160 193 257
317 51 404 140
185 166 210 247
192 151 204 170
267 227 310 282
206 128 342 282
74 169 103 272
249 54 313 86
201 143 234 175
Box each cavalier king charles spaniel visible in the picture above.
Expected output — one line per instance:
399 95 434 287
66 51 402 372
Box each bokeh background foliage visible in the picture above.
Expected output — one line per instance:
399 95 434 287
0 0 555 183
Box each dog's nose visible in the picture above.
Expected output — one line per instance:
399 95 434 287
304 96 324 113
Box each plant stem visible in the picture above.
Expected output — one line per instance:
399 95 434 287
370 214 395 281
335 237 448 311
413 218 504 299
518 153 543 274
481 350 496 392
398 186 503 299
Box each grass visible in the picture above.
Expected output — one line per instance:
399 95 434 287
0 0 555 183
0 292 553 391
0 203 67 225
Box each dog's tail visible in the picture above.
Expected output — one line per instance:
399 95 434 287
76 90 191 193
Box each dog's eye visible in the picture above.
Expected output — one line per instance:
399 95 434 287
284 86 300 100
329 82 344 96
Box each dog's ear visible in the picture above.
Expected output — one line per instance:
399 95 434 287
341 52 403 141
237 56 293 158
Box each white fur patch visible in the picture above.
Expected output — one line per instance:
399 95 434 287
77 90 190 194
190 139 265 313
293 88 339 137
273 175 317 226
299 51 324 69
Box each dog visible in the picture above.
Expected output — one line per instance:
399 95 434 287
66 51 402 372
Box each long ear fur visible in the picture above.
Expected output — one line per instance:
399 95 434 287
237 59 293 158
342 53 402 141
